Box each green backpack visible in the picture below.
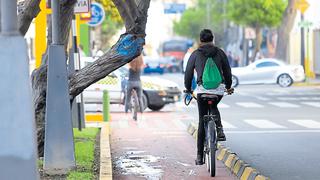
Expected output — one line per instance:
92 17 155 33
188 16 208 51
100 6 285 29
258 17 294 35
202 57 222 89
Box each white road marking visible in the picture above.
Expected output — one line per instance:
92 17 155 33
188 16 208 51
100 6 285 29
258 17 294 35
137 119 149 129
288 120 320 129
301 102 320 108
277 97 299 101
218 103 230 108
255 96 270 101
268 102 300 108
244 119 286 129
118 119 129 129
221 120 236 129
171 119 187 130
225 130 320 134
236 102 264 108
153 119 167 129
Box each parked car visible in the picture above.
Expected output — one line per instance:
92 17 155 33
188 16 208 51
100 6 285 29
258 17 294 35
143 56 165 74
82 57 181 111
231 58 305 87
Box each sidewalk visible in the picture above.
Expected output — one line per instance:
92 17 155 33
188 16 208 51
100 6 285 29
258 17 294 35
293 77 320 86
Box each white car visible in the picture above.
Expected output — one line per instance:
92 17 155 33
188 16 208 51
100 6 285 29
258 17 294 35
81 57 181 111
232 58 305 87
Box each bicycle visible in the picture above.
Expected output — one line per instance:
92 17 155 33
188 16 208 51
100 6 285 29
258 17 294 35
129 88 140 121
184 89 233 177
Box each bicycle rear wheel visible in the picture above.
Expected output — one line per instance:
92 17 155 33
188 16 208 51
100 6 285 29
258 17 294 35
208 120 216 177
131 89 139 121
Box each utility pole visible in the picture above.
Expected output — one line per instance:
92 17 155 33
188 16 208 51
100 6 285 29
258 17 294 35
300 13 305 70
44 0 76 175
0 0 39 179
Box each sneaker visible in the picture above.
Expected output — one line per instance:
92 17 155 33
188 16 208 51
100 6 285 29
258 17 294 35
195 154 204 165
217 127 226 141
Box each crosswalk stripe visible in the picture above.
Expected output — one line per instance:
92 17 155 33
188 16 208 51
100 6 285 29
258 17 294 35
118 119 129 128
244 119 286 129
221 121 236 129
236 102 264 108
268 102 300 108
137 119 149 129
152 119 167 129
288 120 320 128
301 102 320 108
218 103 230 108
171 119 187 130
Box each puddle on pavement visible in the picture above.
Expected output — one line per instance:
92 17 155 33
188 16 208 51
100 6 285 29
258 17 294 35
115 150 163 179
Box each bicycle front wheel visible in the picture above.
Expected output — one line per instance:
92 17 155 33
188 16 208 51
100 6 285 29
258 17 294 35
208 120 216 177
131 89 139 121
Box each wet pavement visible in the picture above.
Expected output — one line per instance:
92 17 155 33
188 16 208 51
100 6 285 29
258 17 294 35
110 109 236 180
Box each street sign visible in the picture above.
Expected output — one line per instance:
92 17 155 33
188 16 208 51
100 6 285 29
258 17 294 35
295 0 310 14
164 3 186 14
87 2 105 27
298 20 313 28
74 0 90 14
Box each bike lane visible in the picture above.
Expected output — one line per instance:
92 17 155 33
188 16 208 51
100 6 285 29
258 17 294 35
110 111 236 180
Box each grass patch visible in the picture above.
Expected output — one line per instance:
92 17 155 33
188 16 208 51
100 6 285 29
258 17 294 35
67 128 99 180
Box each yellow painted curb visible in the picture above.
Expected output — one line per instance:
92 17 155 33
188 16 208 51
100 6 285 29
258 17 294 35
232 159 243 175
99 122 112 180
85 113 103 122
241 167 256 180
255 175 271 180
187 122 270 180
217 148 227 161
225 153 236 168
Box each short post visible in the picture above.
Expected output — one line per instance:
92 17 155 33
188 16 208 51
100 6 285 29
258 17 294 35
103 90 110 122
0 0 39 179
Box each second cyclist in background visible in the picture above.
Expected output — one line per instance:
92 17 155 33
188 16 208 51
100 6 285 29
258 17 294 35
125 55 144 113
184 29 234 165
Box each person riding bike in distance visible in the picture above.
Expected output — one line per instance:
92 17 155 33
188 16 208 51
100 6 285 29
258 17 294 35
125 55 144 113
184 29 234 165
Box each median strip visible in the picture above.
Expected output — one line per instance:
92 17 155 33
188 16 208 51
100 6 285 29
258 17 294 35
187 123 270 180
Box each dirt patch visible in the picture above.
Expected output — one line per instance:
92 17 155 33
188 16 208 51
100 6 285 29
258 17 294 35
93 129 101 179
39 129 101 180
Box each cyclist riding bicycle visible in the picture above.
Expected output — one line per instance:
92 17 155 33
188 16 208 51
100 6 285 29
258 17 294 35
124 55 144 113
184 29 234 165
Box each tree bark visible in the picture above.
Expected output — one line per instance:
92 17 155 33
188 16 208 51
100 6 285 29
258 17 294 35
251 26 262 62
275 0 297 62
29 0 150 156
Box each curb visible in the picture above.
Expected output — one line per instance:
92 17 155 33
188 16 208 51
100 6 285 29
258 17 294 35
187 123 270 180
292 82 320 87
99 122 112 180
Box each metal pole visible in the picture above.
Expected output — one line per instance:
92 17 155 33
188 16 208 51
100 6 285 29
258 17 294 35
51 0 60 44
301 13 305 70
1 0 18 35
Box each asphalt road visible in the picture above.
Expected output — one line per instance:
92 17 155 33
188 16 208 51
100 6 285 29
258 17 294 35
158 73 320 180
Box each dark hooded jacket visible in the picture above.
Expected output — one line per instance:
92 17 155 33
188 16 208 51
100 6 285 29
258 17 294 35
184 44 232 91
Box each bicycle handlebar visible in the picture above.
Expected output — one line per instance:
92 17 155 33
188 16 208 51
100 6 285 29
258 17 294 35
183 88 234 106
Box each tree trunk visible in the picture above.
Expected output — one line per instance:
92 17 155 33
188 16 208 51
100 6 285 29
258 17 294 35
275 0 297 62
251 26 262 62
30 0 150 156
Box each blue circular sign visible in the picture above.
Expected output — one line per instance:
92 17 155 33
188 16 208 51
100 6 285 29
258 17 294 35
88 2 105 27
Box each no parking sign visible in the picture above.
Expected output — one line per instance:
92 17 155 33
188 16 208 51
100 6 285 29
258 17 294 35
87 2 105 27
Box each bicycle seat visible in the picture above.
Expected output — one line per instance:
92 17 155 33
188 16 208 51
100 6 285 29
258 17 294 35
200 94 219 101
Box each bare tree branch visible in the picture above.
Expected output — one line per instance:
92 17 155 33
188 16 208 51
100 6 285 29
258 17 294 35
18 0 41 36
